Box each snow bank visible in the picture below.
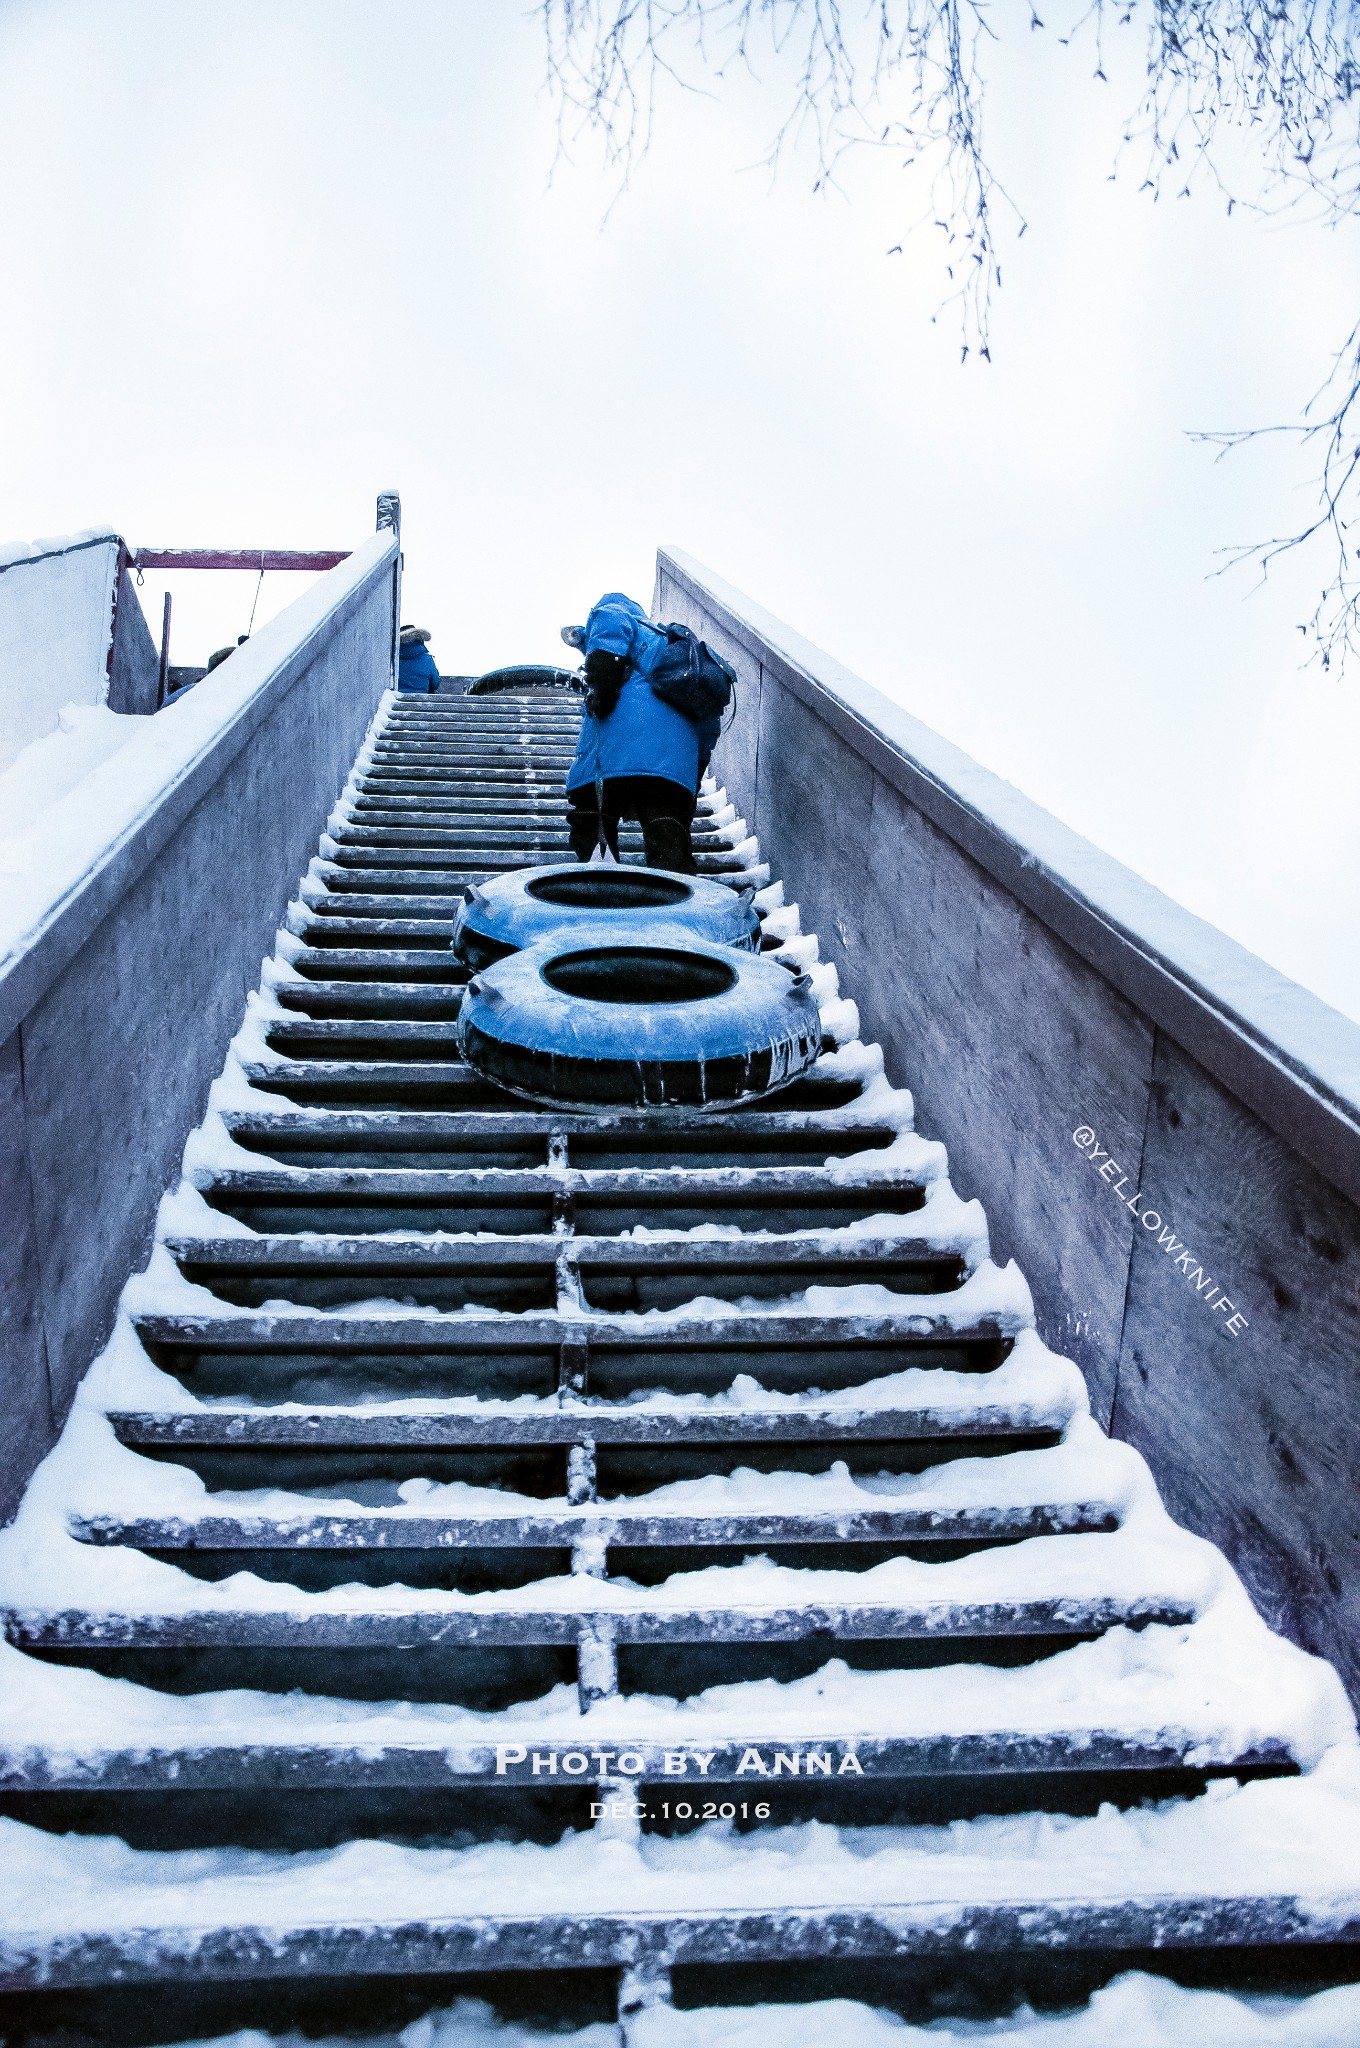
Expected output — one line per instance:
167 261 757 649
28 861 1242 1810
0 702 142 846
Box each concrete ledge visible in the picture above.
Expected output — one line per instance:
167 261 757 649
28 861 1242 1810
656 548 1360 1705
0 530 398 1521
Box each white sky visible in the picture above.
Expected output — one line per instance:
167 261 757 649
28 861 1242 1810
0 0 1356 1020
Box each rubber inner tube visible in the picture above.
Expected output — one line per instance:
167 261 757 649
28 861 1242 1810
526 869 691 910
454 863 760 969
457 925 822 1112
541 945 738 1005
466 665 582 695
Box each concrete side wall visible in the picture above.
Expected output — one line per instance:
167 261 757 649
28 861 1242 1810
0 541 396 1523
106 567 161 715
0 535 120 769
656 550 1360 1705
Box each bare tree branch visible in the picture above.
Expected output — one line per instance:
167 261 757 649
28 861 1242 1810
539 0 1360 658
1116 0 1360 218
537 0 1025 352
1194 321 1360 668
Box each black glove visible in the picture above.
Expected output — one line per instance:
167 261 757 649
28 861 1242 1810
583 648 628 719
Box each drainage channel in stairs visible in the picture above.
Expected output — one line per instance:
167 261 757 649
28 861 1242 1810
1 682 1359 2044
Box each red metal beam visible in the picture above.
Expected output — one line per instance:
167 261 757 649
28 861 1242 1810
131 549 350 572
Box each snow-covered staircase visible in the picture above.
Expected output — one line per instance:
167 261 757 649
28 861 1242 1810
3 682 1360 2038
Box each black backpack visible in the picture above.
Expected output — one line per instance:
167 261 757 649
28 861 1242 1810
646 622 736 722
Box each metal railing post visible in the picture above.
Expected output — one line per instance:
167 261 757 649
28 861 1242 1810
377 491 402 691
157 590 172 708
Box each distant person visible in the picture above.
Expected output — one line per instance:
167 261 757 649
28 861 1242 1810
206 634 249 673
561 592 722 875
398 624 440 693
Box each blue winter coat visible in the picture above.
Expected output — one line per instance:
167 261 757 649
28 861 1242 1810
398 640 440 692
565 593 721 795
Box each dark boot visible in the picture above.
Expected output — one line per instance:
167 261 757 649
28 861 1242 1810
567 802 621 863
640 812 696 874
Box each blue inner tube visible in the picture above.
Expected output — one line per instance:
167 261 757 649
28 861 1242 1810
457 924 823 1111
453 863 761 969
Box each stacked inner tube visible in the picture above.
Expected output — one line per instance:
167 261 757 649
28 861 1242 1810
454 864 822 1111
453 863 761 968
466 665 582 696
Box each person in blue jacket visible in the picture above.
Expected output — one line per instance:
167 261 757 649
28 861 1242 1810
398 625 440 692
561 592 720 873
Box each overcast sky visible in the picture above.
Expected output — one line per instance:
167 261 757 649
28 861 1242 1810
0 0 1356 1019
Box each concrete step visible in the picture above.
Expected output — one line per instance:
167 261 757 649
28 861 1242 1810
164 1230 968 1309
309 868 481 894
328 844 582 866
104 1388 1073 1497
370 733 579 747
381 730 582 742
0 1726 1295 1852
108 1392 1073 1462
335 815 729 843
382 729 581 741
130 1307 1016 1404
261 1017 467 1060
385 720 581 733
322 844 757 878
216 1106 906 1166
195 1160 935 1233
349 787 580 803
359 762 572 776
379 706 580 717
76 1496 1123 1584
238 1058 863 1113
345 787 727 818
274 981 465 1021
259 1012 833 1066
7 1583 1196 1692
299 896 464 921
311 864 774 897
328 828 673 852
132 1299 1015 1361
288 946 466 979
361 760 583 774
5 1886 1357 2011
292 916 464 942
355 774 576 794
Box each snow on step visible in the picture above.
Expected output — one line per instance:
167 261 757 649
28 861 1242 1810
0 1609 1335 1793
0 1399 1282 1648
5 1752 1360 1988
